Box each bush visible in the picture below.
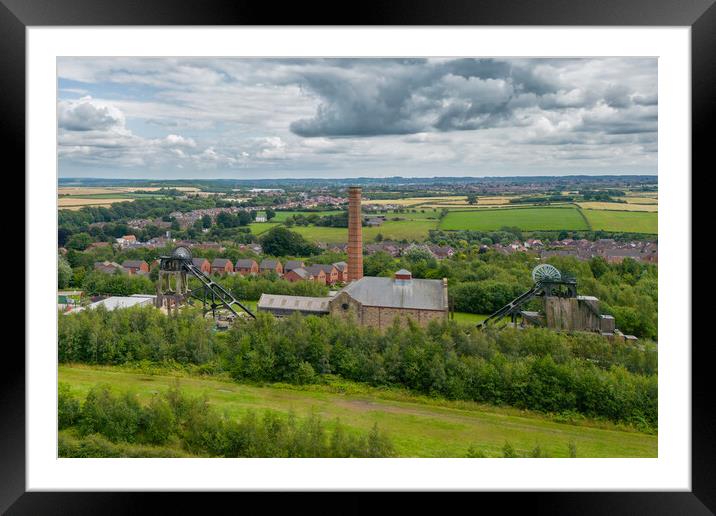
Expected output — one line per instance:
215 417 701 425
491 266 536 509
58 383 81 429
60 382 396 458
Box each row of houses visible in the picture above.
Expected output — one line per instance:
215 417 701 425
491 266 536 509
94 257 350 285
489 238 658 264
189 257 349 284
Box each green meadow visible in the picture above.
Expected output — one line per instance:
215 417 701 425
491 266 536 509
439 207 589 232
582 209 657 234
289 219 437 244
59 365 657 458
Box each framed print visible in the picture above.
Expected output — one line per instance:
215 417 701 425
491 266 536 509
4 0 714 512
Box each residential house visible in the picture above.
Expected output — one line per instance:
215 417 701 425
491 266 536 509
235 259 259 276
211 258 234 275
315 264 340 284
284 260 305 273
121 260 149 275
284 267 314 282
115 235 137 247
94 261 126 274
255 212 268 222
260 259 283 275
333 261 348 282
304 265 327 284
191 258 212 274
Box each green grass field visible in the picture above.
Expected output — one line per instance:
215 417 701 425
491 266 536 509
59 365 657 458
289 220 437 244
439 207 589 232
248 222 281 235
582 209 657 234
451 312 489 324
271 210 344 222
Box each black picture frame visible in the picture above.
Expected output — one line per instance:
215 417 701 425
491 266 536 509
4 0 712 513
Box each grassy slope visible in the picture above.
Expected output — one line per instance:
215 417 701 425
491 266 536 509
582 209 658 234
439 207 589 232
59 365 657 458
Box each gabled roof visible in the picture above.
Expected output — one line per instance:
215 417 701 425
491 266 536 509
211 258 232 267
235 259 258 268
340 276 446 311
332 261 347 271
284 260 305 271
305 264 327 276
192 258 209 267
288 267 311 279
260 259 281 269
122 260 147 268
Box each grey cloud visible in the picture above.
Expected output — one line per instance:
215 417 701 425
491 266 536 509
288 58 655 138
58 97 125 131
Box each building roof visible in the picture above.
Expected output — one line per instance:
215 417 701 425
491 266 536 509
305 264 327 276
258 294 330 313
284 260 305 271
333 261 347 271
287 267 311 279
122 260 147 268
341 276 446 311
82 295 156 312
212 258 232 267
192 258 209 267
235 259 257 268
260 259 281 269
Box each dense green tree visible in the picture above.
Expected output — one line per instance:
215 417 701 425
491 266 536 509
66 232 94 251
58 255 73 289
260 227 320 256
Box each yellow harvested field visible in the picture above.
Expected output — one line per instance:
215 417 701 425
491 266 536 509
58 186 199 195
59 187 126 195
363 196 467 206
577 202 658 212
58 197 134 209
618 196 658 205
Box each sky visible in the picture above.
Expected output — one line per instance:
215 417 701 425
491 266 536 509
57 57 657 179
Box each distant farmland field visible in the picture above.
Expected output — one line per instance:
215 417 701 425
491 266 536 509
618 196 659 205
439 207 589 231
58 197 135 209
363 196 466 207
288 219 436 243
577 202 658 212
583 209 658 234
271 210 343 222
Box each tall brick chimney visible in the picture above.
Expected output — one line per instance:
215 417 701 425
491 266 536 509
347 186 363 282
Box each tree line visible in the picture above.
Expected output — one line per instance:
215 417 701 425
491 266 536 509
59 307 658 431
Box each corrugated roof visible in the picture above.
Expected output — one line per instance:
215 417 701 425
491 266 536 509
257 294 330 313
84 296 156 311
341 276 446 311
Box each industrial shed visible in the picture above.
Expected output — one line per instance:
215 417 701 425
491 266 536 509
329 270 448 329
257 294 330 317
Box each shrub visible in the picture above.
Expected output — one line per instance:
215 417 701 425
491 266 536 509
58 383 81 429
